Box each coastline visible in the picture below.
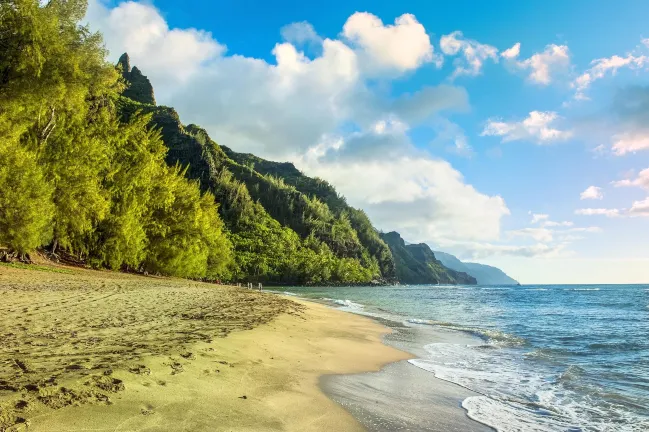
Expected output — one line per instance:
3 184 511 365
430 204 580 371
317 306 494 432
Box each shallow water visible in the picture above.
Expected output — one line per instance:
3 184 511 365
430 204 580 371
269 284 649 432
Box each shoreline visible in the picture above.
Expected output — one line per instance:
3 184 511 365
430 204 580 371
311 300 494 432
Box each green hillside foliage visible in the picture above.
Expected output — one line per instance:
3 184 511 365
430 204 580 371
221 146 396 280
0 0 232 279
380 232 476 285
117 98 377 284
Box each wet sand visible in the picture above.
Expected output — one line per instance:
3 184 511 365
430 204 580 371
321 317 493 432
0 264 408 431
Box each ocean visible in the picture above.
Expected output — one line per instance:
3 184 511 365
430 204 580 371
269 284 649 432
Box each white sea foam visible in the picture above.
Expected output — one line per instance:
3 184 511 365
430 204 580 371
282 291 299 296
321 298 365 312
408 342 649 432
404 319 526 346
565 288 600 291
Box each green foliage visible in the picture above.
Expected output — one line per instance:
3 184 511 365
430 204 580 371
140 103 377 285
0 0 233 279
144 166 232 278
0 143 54 254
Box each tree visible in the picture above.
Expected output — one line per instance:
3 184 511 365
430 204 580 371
0 143 54 256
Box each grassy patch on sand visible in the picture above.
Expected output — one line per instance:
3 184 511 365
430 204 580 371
0 261 74 274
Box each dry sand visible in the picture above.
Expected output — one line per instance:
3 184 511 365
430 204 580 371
0 264 409 431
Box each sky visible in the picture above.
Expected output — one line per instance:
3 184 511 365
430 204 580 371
84 0 649 284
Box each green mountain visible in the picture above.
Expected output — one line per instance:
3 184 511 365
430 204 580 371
117 54 396 285
380 232 476 285
434 251 519 285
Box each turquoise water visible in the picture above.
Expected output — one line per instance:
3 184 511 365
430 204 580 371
269 284 649 432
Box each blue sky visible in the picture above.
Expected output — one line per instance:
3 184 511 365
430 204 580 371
87 0 649 283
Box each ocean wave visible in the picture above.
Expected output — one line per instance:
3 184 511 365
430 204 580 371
405 319 526 346
564 288 601 291
462 395 576 432
282 291 299 296
321 298 365 312
479 287 512 291
526 288 549 291
411 343 649 432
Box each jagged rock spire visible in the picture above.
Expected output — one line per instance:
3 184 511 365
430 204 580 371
116 53 156 105
117 53 131 74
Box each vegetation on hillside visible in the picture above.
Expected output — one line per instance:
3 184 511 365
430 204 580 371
0 0 475 286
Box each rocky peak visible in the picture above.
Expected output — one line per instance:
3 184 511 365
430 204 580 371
117 53 155 105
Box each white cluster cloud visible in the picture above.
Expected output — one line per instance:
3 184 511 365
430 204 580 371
580 186 603 200
297 134 510 243
576 201 649 218
612 168 649 189
572 53 649 100
85 1 512 250
629 197 649 216
342 12 439 74
575 208 621 217
440 31 499 78
611 133 649 155
530 212 549 224
502 43 571 85
481 111 573 144
86 0 224 88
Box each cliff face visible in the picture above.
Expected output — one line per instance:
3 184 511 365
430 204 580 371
434 251 519 285
117 53 156 105
380 232 476 285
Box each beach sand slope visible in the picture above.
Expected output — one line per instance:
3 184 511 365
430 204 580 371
0 265 408 431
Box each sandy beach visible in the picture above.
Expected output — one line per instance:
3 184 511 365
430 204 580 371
0 264 410 431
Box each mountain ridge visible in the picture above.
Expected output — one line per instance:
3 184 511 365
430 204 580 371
434 251 519 285
116 53 497 286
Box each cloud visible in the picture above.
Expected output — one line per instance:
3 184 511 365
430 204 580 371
567 226 602 233
501 42 520 59
87 2 469 159
440 31 498 78
572 52 649 100
447 241 569 260
430 118 474 157
342 12 439 74
297 128 510 244
481 111 573 144
87 1 513 250
629 197 649 216
576 200 649 218
612 168 649 190
580 186 603 200
86 0 225 88
503 43 571 85
530 212 549 224
544 220 574 227
280 21 321 47
509 227 554 242
611 133 649 155
575 208 621 217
